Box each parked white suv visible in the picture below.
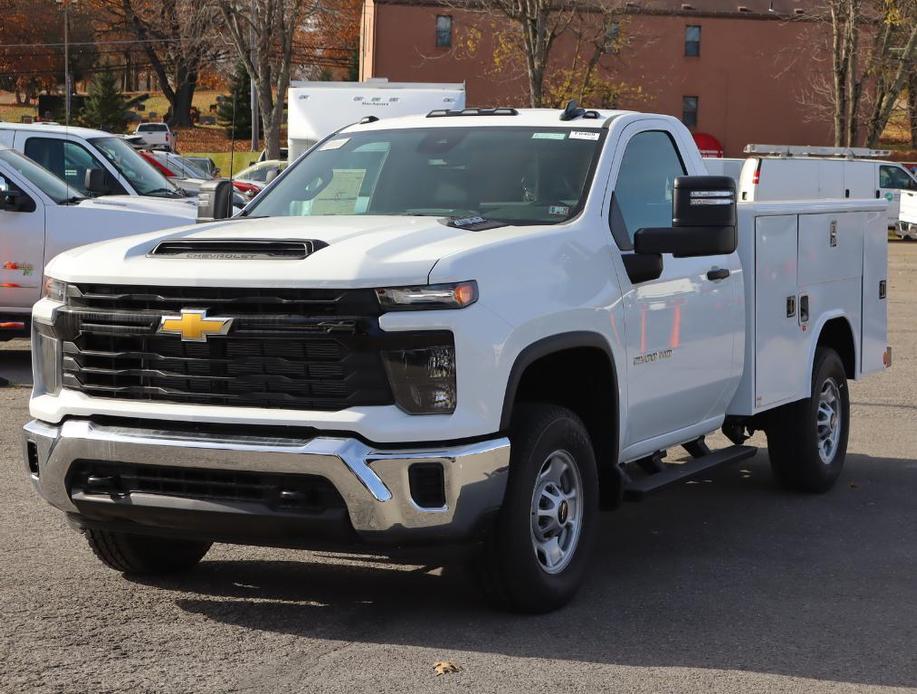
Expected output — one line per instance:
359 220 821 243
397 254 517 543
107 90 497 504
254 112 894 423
134 122 175 151
23 105 890 612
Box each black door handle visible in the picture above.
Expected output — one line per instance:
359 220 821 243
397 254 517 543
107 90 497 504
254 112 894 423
707 268 730 281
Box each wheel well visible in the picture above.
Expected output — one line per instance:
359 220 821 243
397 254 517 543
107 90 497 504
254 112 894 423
508 346 618 483
817 317 856 378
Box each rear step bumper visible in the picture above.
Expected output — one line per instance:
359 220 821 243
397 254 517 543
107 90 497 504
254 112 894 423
623 445 757 500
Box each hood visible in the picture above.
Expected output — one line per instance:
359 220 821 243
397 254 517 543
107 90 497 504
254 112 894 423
44 215 513 288
76 195 198 218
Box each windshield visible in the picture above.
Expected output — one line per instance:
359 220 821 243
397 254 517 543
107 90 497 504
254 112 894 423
89 136 181 197
0 148 81 204
248 127 605 225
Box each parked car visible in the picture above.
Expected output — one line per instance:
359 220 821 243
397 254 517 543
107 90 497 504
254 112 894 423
0 146 195 339
185 156 220 178
134 122 175 152
232 159 287 199
257 147 288 163
896 190 917 240
738 144 917 227
24 106 889 612
147 151 210 179
0 122 187 200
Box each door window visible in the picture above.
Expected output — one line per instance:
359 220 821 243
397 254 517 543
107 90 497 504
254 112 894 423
23 137 126 195
880 165 917 191
610 130 686 249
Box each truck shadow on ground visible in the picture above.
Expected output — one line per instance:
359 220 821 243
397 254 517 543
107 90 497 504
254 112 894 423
133 452 917 688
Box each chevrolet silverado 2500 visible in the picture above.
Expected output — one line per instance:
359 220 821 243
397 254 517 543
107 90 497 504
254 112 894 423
22 105 890 612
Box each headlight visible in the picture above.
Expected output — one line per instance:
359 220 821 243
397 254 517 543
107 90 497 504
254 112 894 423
382 345 456 414
376 281 477 310
42 277 68 303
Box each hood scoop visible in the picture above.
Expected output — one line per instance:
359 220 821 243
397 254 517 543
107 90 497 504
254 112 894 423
150 239 328 260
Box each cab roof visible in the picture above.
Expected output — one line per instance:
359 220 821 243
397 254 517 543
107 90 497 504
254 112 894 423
0 121 116 140
340 107 637 134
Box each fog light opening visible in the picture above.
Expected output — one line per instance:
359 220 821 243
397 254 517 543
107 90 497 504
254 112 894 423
26 441 39 477
408 463 446 509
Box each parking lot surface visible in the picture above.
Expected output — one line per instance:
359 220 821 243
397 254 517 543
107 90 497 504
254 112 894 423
1 244 916 693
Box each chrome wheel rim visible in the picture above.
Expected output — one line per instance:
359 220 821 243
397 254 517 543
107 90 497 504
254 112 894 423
530 449 583 575
816 377 842 464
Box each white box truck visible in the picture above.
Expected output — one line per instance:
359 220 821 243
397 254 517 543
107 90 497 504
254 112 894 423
287 80 465 161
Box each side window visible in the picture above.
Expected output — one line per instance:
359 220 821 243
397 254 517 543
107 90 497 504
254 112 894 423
610 130 687 249
23 138 125 195
880 165 915 190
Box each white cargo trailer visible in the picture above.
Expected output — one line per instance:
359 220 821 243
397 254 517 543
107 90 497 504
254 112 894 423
286 80 466 161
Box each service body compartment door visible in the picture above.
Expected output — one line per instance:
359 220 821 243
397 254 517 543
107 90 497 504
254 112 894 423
798 212 864 287
755 215 805 409
861 208 888 374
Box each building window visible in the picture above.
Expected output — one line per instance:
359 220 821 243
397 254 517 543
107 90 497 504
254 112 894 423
436 15 453 48
685 25 701 56
682 96 698 129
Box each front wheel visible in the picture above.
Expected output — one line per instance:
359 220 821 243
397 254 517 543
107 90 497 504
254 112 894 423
766 346 850 493
477 403 599 613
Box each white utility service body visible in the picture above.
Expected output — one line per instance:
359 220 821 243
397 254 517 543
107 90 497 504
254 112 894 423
23 108 889 612
286 80 465 160
0 147 195 333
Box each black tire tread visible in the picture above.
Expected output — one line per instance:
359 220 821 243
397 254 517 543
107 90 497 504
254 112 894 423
85 529 211 575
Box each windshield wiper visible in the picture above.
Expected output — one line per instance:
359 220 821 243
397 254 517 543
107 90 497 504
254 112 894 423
63 196 85 205
144 188 183 198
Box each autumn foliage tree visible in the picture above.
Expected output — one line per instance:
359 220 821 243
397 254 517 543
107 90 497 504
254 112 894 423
0 0 97 105
90 0 224 127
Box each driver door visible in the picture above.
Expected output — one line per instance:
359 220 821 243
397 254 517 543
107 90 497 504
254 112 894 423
609 125 743 456
0 169 44 311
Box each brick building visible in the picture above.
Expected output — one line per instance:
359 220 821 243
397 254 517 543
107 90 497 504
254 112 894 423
359 0 832 156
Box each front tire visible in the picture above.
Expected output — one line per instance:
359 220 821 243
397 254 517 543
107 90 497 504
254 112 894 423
766 347 850 493
478 403 599 613
85 529 211 575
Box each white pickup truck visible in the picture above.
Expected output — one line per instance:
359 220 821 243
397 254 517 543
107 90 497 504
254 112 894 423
22 105 890 612
0 146 195 338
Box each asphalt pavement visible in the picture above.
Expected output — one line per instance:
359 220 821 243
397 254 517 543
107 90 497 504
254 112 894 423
1 244 915 693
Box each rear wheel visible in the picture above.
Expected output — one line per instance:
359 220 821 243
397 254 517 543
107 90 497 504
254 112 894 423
478 403 599 613
766 347 850 492
85 529 211 575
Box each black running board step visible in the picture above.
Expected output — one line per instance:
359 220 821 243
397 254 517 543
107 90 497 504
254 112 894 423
623 445 756 500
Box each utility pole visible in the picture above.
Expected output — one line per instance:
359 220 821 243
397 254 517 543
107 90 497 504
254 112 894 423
250 0 260 152
56 0 76 124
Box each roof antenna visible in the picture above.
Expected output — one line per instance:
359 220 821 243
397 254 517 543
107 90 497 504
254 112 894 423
560 100 586 121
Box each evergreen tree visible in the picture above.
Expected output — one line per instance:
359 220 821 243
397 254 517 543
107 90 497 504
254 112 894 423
217 63 252 139
80 69 131 133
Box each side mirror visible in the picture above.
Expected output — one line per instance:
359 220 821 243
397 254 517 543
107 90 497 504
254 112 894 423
634 176 737 258
264 168 279 184
84 169 112 196
197 179 235 222
0 189 36 213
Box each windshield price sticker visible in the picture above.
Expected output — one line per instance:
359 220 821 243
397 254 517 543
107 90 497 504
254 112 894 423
569 131 601 141
532 132 567 140
319 138 349 151
548 205 570 216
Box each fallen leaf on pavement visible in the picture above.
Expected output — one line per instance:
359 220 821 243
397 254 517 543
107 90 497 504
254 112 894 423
434 661 461 676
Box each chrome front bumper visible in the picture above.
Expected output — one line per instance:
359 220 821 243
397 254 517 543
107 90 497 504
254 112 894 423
22 419 510 545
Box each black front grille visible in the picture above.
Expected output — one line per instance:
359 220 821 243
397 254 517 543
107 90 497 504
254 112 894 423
58 284 396 410
69 460 345 514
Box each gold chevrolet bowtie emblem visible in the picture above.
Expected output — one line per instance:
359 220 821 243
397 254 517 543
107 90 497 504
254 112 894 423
157 309 233 342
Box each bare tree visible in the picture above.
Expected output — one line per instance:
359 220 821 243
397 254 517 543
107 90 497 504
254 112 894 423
801 0 917 147
909 72 917 148
214 0 321 158
442 0 627 108
94 0 223 127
